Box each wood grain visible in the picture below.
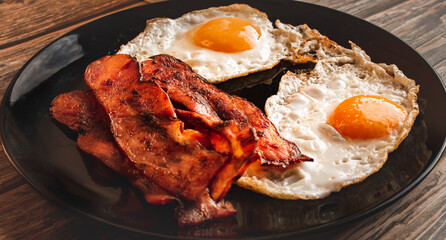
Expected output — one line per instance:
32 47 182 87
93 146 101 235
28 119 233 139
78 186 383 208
0 0 147 100
307 0 446 79
0 0 444 239
0 0 142 48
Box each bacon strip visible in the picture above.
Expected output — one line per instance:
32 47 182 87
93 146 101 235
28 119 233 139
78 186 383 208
140 54 312 167
84 54 257 202
50 89 236 225
50 90 175 205
51 53 311 226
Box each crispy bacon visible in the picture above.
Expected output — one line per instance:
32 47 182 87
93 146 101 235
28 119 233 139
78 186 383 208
140 54 312 167
84 55 221 201
174 109 258 200
51 53 311 226
50 90 175 205
84 54 256 202
50 89 236 226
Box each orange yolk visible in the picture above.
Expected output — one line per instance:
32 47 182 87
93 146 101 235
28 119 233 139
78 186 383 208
329 95 406 139
193 17 261 53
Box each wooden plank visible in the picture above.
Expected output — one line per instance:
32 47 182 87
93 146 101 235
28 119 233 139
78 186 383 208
0 182 76 239
303 0 446 82
304 0 408 19
366 0 446 81
366 0 446 49
0 1 147 98
0 151 26 195
0 0 143 48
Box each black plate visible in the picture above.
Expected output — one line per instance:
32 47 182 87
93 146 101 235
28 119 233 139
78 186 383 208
2 0 445 239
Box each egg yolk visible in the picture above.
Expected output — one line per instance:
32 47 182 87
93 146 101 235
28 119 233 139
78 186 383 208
193 17 261 53
329 95 406 139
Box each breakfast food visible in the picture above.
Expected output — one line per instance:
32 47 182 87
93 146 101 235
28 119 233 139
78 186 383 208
84 54 240 202
50 3 420 225
51 54 309 225
50 90 236 225
118 4 294 83
237 25 419 199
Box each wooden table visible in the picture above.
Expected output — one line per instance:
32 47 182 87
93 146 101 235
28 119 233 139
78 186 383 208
1 0 445 239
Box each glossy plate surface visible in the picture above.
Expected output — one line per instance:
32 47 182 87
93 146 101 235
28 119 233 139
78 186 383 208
1 0 445 238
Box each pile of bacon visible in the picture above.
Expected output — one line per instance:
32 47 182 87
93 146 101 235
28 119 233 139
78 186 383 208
50 54 311 226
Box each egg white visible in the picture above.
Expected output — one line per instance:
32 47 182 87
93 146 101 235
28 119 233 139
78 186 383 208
118 4 293 83
237 31 419 199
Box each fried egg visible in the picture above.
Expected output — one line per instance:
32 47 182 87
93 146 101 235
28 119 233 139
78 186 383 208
237 34 419 199
118 4 294 83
